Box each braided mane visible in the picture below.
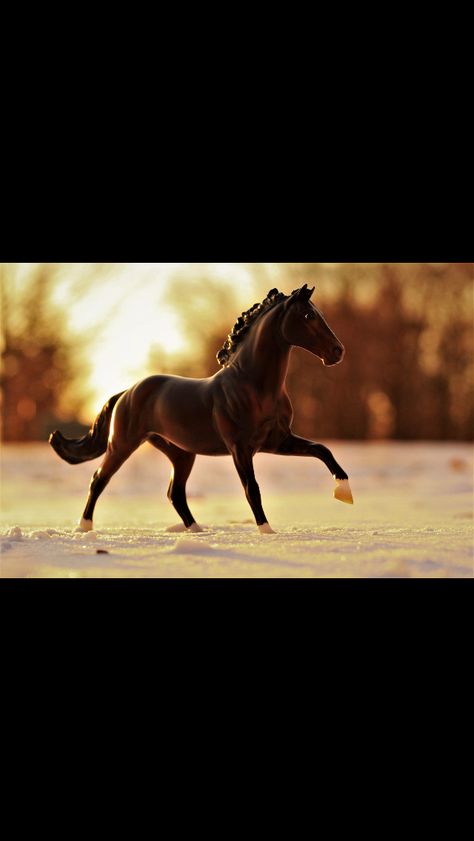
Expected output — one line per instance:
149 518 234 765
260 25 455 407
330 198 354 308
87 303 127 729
216 288 288 367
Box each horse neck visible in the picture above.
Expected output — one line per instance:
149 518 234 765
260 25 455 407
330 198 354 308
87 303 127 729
230 306 291 394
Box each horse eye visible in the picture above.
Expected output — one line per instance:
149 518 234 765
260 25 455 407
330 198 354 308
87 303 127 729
305 312 316 321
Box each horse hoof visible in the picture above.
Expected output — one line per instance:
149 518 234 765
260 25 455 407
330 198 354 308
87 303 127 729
75 518 94 532
333 478 354 504
187 522 204 533
258 523 276 534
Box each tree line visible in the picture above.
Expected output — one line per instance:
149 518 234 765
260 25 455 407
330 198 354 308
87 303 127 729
151 263 474 441
2 262 472 441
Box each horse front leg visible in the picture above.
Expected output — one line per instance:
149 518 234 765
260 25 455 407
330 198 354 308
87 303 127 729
231 446 275 534
276 433 353 504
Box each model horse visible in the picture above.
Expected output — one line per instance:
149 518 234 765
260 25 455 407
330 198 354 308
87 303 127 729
49 284 353 534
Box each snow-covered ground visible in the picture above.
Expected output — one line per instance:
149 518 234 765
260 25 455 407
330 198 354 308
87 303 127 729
1 442 473 577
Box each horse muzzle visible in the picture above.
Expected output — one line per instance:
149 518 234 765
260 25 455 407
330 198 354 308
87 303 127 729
323 344 345 366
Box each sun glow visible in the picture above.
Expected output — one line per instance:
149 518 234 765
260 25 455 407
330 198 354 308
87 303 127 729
50 263 256 419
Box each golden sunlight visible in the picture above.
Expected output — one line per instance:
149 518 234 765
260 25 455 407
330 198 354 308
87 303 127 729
50 263 256 418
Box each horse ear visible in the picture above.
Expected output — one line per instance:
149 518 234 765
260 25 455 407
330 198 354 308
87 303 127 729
288 284 314 305
299 284 315 302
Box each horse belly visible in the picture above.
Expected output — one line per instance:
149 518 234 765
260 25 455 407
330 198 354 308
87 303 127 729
165 423 228 456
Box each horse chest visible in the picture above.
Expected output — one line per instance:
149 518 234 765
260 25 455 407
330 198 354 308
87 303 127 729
255 396 293 450
217 381 292 451
247 402 290 449
251 414 274 439
245 397 276 432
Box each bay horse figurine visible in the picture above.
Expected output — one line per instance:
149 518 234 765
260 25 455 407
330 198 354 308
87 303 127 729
49 284 353 534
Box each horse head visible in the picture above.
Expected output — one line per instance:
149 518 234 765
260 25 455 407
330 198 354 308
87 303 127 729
281 284 345 366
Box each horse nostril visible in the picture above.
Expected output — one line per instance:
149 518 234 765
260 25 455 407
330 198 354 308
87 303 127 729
333 346 343 360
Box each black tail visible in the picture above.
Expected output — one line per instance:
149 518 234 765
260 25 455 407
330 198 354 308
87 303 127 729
49 391 126 465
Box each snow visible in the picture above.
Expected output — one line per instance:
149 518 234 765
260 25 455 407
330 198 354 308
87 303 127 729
1 442 473 578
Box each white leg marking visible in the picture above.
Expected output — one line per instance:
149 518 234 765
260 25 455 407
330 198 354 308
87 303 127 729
258 523 276 534
187 522 204 533
333 478 354 504
75 517 94 532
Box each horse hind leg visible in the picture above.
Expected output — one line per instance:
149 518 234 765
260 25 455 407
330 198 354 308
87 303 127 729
147 435 200 531
77 441 139 531
167 452 202 531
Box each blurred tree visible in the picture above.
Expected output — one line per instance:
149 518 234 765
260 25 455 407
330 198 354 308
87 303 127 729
284 264 473 441
149 271 241 378
163 262 473 441
1 264 91 441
